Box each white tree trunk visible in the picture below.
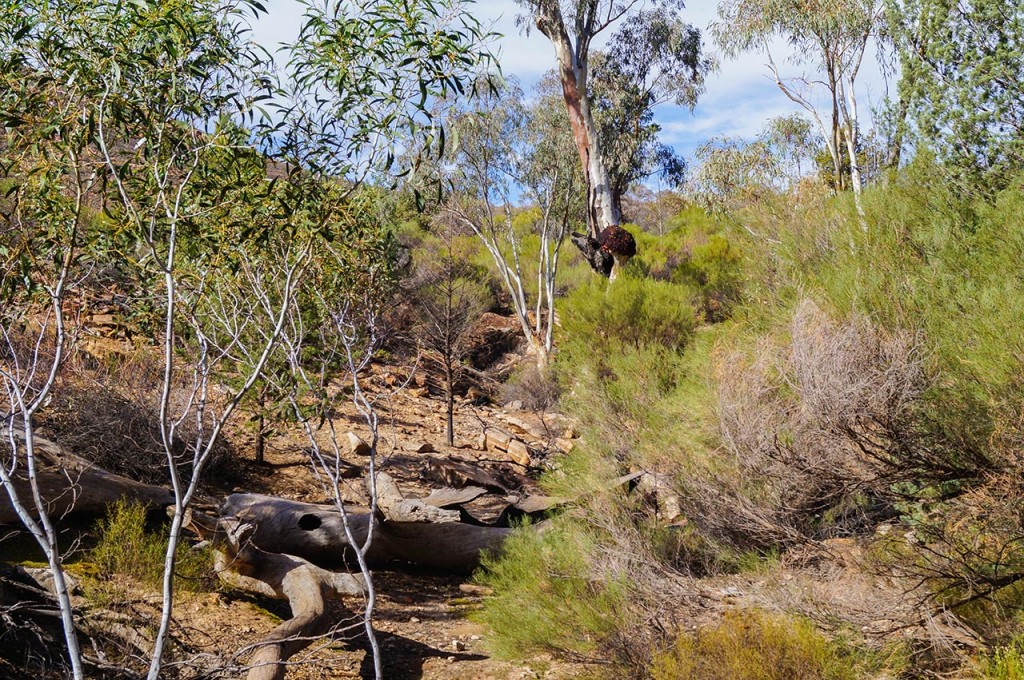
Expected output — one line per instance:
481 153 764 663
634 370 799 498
543 17 619 237
839 75 867 229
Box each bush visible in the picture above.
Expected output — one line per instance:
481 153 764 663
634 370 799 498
559 275 697 354
710 299 933 540
974 637 1024 679
626 212 745 322
89 500 212 593
476 478 692 676
475 518 631 663
650 609 868 680
40 346 237 487
501 361 561 412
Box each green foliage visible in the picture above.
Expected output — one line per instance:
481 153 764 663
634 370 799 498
712 161 1024 637
484 159 1024 675
477 241 726 668
88 501 211 593
650 610 880 680
687 115 824 213
808 163 1024 469
888 0 1024 185
688 136 781 211
974 636 1024 679
474 517 632 662
626 216 744 321
279 0 495 181
559 275 697 354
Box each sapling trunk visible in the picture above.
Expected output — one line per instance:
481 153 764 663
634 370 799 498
445 363 455 448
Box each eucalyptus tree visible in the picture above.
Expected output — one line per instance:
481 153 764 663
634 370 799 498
887 0 1024 185
515 0 709 238
520 78 585 360
687 115 822 213
713 0 886 221
688 137 780 213
760 113 821 180
0 5 102 674
446 78 583 369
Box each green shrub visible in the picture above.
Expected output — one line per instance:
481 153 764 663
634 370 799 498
975 637 1024 679
89 500 211 593
474 517 632 662
624 211 744 321
482 163 1024 677
559 276 697 354
650 610 871 680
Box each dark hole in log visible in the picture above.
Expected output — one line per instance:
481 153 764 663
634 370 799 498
297 513 322 531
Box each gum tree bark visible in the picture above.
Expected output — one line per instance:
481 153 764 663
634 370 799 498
525 0 632 237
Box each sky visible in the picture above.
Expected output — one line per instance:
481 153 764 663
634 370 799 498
249 0 892 175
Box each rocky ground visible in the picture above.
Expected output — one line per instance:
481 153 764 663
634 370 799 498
186 359 596 679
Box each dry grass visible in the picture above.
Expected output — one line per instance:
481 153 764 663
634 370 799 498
38 345 235 486
650 609 868 680
712 300 928 541
500 362 561 412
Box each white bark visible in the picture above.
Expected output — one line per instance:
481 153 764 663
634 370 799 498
97 101 312 678
0 160 93 677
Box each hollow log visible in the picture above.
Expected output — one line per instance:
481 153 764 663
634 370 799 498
221 493 512 573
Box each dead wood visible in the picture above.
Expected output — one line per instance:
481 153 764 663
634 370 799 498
0 428 174 525
371 471 460 524
216 519 364 680
424 456 505 491
421 486 488 508
0 564 147 677
221 493 511 573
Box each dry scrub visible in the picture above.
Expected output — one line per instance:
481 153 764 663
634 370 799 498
711 300 928 542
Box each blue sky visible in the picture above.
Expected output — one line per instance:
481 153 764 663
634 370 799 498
249 0 891 174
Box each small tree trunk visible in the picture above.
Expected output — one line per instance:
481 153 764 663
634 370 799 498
840 76 867 229
827 68 846 193
255 383 268 465
256 415 266 465
885 95 910 170
445 363 455 448
530 335 550 372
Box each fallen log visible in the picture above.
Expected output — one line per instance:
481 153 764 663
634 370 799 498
0 428 174 525
371 471 460 524
221 493 511 573
211 519 365 680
